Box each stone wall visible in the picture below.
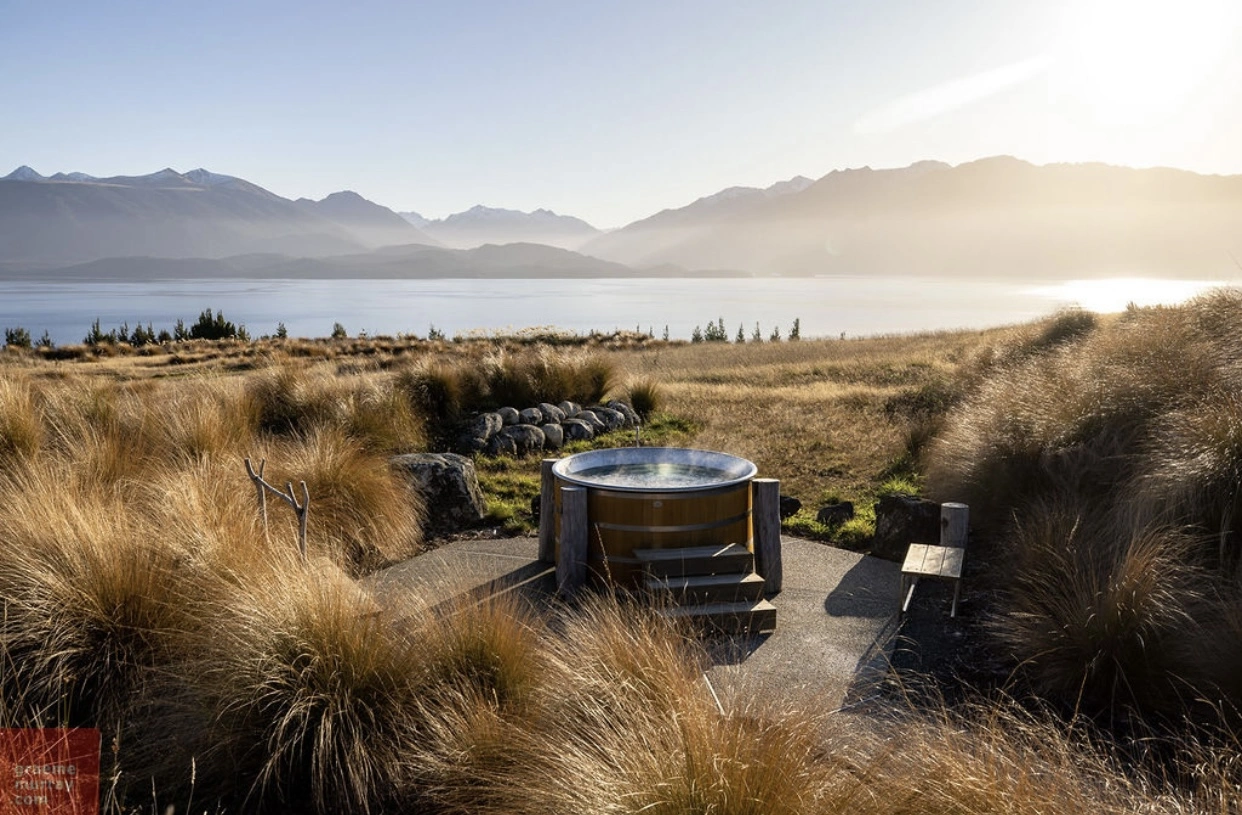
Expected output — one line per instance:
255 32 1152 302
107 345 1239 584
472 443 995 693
455 399 641 457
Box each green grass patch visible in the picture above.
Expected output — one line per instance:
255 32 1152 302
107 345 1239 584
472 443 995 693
474 411 701 536
475 456 541 536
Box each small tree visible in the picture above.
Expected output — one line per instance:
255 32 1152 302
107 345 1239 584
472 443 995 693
331 322 348 340
735 323 745 343
703 318 728 342
129 322 156 346
275 322 288 339
770 325 781 342
752 322 762 343
662 325 670 342
789 318 801 341
173 318 189 341
4 327 31 349
84 318 114 345
190 309 243 340
36 330 53 349
691 325 703 343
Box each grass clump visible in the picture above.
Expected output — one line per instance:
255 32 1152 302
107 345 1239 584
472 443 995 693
626 377 662 420
204 566 423 814
396 347 619 432
927 289 1242 720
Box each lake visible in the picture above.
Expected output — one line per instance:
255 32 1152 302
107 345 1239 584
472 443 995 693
1 275 1236 346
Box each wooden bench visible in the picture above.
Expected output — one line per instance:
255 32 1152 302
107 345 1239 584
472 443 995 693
899 502 968 617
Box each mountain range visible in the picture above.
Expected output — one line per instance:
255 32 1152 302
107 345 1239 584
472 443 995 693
398 205 600 251
4 158 1241 281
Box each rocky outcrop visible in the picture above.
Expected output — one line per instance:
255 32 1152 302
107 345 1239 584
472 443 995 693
390 453 486 537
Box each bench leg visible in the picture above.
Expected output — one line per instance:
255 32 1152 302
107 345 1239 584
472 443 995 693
950 578 961 618
901 575 919 615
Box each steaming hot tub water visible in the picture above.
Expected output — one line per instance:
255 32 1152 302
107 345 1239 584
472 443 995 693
551 447 758 586
553 447 757 491
572 462 737 489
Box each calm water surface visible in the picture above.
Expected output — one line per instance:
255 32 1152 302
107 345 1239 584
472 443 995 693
0 276 1235 345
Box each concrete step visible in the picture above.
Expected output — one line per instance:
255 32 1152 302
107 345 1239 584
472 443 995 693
646 571 766 604
662 599 777 634
634 543 754 578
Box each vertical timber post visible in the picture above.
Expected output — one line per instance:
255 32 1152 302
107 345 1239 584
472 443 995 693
538 458 557 563
941 502 969 548
558 485 588 598
752 478 783 593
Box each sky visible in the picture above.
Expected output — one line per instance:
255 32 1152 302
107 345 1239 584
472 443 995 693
4 0 1242 228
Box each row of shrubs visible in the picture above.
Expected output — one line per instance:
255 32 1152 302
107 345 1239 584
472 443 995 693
691 316 802 343
923 292 1242 721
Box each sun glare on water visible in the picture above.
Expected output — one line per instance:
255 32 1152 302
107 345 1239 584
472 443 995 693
1027 278 1229 313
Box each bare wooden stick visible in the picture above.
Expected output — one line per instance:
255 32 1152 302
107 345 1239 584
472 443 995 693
244 457 269 538
244 457 310 561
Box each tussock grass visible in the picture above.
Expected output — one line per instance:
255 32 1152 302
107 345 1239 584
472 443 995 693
263 427 425 573
6 310 1242 811
396 346 617 419
927 289 1242 720
0 374 43 464
203 565 424 814
0 466 205 727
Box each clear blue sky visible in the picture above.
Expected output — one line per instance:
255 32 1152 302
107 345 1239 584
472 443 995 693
4 0 1241 228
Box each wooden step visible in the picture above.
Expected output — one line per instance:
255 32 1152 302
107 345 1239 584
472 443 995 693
662 599 777 634
634 543 754 578
645 572 766 604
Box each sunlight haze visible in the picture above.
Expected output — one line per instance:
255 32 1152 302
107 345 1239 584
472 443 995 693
4 0 1241 227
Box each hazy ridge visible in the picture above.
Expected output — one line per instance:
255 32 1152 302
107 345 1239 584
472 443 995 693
4 157 1242 281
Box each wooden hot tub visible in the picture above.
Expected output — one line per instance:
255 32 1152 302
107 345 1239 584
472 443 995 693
551 447 758 586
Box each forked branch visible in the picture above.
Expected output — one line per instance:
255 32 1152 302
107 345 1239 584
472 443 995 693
245 457 310 561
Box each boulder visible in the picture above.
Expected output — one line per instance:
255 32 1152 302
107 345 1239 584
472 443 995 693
779 495 802 519
816 501 855 527
592 407 626 431
576 410 605 432
871 494 940 562
390 453 486 537
470 411 504 438
499 424 545 456
486 432 518 458
519 407 544 425
562 418 595 442
558 400 582 419
541 423 564 449
497 406 520 425
455 411 502 454
539 402 566 423
607 400 640 426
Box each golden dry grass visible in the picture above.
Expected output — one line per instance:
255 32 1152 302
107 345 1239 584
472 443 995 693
4 313 1242 812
